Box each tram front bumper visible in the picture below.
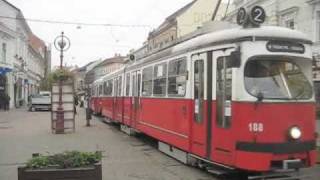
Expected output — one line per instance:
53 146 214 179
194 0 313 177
234 140 316 172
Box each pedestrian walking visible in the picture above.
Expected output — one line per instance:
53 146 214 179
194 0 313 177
4 93 10 111
0 93 4 110
74 95 78 114
84 95 91 126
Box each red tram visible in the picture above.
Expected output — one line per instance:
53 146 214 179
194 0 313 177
90 9 316 173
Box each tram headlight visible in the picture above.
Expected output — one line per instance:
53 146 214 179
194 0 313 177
289 126 302 140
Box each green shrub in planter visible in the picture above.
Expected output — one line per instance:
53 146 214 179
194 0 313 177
26 151 102 169
19 151 102 180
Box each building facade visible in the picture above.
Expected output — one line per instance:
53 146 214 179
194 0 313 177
27 33 47 95
0 0 50 109
85 55 126 96
94 56 125 80
147 0 226 52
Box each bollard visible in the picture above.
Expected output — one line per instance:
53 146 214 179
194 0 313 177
86 108 92 127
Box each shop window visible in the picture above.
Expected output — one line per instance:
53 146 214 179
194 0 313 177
168 58 187 97
142 67 153 96
153 63 167 96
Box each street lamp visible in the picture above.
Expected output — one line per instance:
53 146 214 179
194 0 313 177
54 32 71 134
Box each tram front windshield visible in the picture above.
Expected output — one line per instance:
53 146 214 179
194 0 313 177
244 58 313 100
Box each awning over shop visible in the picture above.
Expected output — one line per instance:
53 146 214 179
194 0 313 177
0 67 12 75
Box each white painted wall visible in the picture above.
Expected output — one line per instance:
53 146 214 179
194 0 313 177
0 0 17 31
0 0 45 108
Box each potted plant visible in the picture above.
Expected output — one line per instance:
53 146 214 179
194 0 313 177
18 151 102 180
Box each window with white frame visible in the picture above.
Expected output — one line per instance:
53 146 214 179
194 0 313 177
317 11 320 41
285 19 295 29
281 10 297 30
1 43 6 63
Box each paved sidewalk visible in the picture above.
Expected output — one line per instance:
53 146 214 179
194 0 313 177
0 108 214 180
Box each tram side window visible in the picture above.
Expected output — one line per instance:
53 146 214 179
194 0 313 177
168 58 187 97
216 57 232 129
105 80 113 96
194 60 204 123
142 67 153 96
153 63 167 96
99 84 103 96
118 76 122 96
103 82 107 95
96 86 99 96
126 73 130 96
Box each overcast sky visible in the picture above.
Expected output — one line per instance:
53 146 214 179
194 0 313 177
7 0 226 68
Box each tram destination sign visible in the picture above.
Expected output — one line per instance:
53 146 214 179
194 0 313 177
266 41 305 54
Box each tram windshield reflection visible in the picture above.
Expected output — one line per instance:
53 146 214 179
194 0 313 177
244 58 313 100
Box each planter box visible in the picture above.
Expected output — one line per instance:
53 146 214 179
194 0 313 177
18 163 102 180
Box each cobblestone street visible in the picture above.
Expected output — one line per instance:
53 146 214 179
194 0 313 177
0 108 319 180
0 108 215 180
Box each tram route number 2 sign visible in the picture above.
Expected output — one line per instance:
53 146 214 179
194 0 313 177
237 6 266 27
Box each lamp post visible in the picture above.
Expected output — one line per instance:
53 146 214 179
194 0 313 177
54 32 71 134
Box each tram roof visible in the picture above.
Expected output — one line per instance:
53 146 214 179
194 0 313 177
173 26 312 53
92 26 312 84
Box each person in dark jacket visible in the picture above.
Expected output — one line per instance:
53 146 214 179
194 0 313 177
74 95 78 114
4 93 10 111
0 93 4 110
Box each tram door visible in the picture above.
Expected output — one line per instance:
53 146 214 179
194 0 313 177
191 51 235 163
191 53 210 158
114 76 123 123
113 78 118 120
131 71 141 129
211 55 234 165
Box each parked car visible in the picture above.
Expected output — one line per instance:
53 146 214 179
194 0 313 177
29 91 51 111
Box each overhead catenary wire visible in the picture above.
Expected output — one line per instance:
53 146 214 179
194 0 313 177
0 15 153 29
223 0 231 19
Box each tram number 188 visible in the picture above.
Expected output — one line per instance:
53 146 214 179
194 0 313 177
249 123 264 132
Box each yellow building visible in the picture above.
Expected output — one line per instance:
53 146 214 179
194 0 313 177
148 0 228 51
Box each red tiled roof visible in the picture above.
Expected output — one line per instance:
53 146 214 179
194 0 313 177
29 33 46 54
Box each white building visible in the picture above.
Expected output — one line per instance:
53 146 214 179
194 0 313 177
27 33 46 95
0 0 49 109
